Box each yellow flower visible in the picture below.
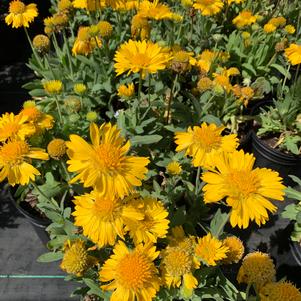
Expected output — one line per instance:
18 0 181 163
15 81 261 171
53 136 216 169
285 25 296 34
44 13 69 35
64 96 81 113
43 80 63 95
233 10 257 28
166 161 182 175
169 50 195 73
213 73 232 94
264 23 277 33
241 31 250 39
193 0 224 16
233 85 254 106
0 140 48 186
237 252 276 289
66 122 149 198
222 236 244 264
181 0 193 8
73 83 87 94
131 14 150 40
58 0 73 12
202 150 285 228
227 0 244 4
161 227 199 296
285 44 301 65
72 191 143 247
0 112 35 142
269 16 286 27
97 20 113 37
23 100 36 109
137 0 177 20
47 138 66 160
124 195 170 244
260 281 301 301
99 241 160 300
114 39 171 79
195 49 217 73
86 111 98 122
72 26 102 56
5 0 38 28
117 83 135 98
175 123 238 168
60 240 97 276
33 34 50 54
195 233 228 266
197 77 213 92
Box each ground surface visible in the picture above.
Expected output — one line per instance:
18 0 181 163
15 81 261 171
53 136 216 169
0 191 79 301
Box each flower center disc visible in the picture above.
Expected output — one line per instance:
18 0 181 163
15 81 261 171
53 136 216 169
193 128 221 151
164 248 192 276
132 53 150 68
93 197 119 219
10 1 26 14
0 141 29 164
94 143 121 171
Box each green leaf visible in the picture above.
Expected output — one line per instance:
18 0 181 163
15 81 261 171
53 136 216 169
170 207 186 227
29 89 46 97
131 135 162 145
83 278 111 299
210 209 229 238
282 203 299 220
289 175 301 187
271 64 291 79
37 251 63 263
201 115 221 126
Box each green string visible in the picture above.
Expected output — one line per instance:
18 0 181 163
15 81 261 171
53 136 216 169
0 275 65 279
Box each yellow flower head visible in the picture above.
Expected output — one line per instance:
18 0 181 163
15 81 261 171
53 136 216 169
58 0 73 12
181 0 193 8
0 112 35 142
202 150 285 228
222 236 244 264
269 16 286 28
124 195 170 244
227 0 244 4
5 0 38 28
264 23 277 33
86 111 98 122
47 138 66 160
33 34 50 54
114 39 171 79
241 31 251 39
195 233 228 266
137 0 177 20
72 0 87 9
197 77 213 92
166 161 182 175
60 239 97 276
72 190 143 247
193 0 224 16
66 122 149 198
175 123 238 168
117 83 135 98
44 13 69 35
195 49 218 73
73 83 87 94
233 10 257 28
169 50 194 73
99 241 160 300
97 20 113 37
64 96 81 113
260 281 301 301
233 85 254 106
285 25 296 35
237 252 276 289
0 140 48 186
43 80 63 95
131 14 150 40
285 44 301 65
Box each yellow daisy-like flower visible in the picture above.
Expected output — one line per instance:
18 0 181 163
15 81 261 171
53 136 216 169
47 138 66 160
124 195 170 244
114 39 171 79
237 252 276 289
233 85 254 106
222 236 244 264
86 111 98 122
202 150 285 228
269 16 286 28
117 83 135 98
131 14 150 40
137 0 177 20
33 34 50 54
285 44 301 65
181 0 193 8
264 23 277 33
60 239 98 276
72 0 87 9
72 190 143 247
233 10 257 28
197 77 213 92
43 80 63 95
174 123 238 168
97 20 113 37
74 83 87 94
66 122 149 198
0 112 35 142
169 50 195 73
5 0 38 28
227 0 244 4
260 281 301 301
0 140 48 186
166 161 182 175
285 25 296 34
195 233 228 266
193 0 224 16
99 241 160 301
161 227 199 296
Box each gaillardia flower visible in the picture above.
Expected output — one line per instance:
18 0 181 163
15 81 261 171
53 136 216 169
0 140 48 186
222 236 244 264
72 190 143 247
195 233 228 266
166 161 182 175
237 252 276 289
114 39 171 78
202 150 285 228
175 123 238 168
47 138 66 160
43 80 63 95
193 0 223 16
233 10 257 28
5 0 38 28
117 83 135 98
285 44 301 65
66 122 149 198
99 241 160 301
60 239 97 276
260 281 301 301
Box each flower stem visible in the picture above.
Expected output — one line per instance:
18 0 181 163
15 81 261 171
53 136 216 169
245 283 252 301
166 74 178 124
54 95 63 125
195 166 201 195
63 31 75 80
30 181 50 202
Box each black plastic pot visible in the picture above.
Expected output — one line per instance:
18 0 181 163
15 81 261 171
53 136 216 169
9 189 50 246
291 242 301 266
251 130 301 186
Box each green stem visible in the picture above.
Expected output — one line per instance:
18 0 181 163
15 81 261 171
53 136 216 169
245 283 252 301
63 31 74 80
166 74 178 124
195 166 201 195
31 181 51 202
281 64 291 98
148 74 151 108
294 64 300 95
137 71 143 123
54 95 63 125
